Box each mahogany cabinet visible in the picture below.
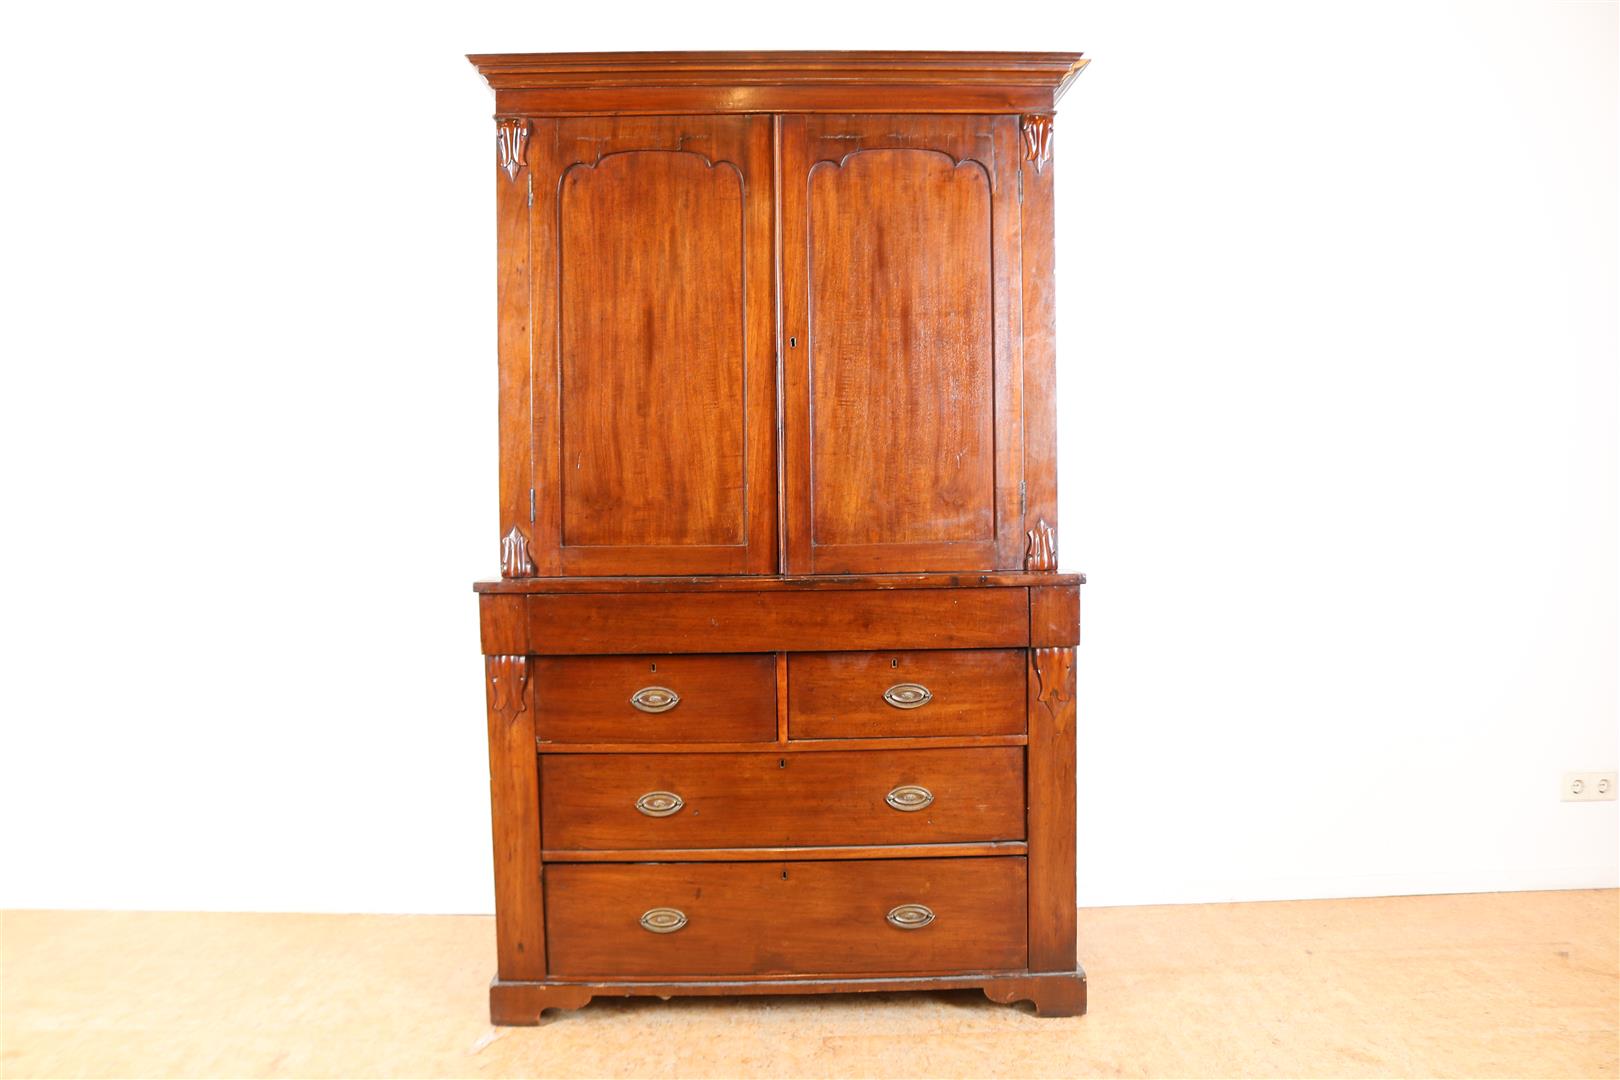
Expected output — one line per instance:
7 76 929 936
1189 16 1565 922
469 51 1088 1022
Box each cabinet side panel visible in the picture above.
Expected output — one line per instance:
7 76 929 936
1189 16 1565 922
1029 584 1079 648
991 116 1027 570
496 118 539 573
486 656 545 979
1027 646 1077 971
1019 116 1059 555
480 594 529 654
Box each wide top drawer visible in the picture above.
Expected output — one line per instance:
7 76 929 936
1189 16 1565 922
483 586 1032 655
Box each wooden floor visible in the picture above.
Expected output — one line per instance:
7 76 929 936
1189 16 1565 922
3 890 1615 1079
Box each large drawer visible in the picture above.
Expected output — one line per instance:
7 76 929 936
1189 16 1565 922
540 747 1025 851
545 856 1028 977
514 587 1031 654
533 654 776 744
788 649 1026 738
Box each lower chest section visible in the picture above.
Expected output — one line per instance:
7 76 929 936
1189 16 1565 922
481 581 1078 987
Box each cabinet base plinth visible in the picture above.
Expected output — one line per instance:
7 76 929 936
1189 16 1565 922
489 980 593 1024
490 967 1087 1024
981 970 1088 1017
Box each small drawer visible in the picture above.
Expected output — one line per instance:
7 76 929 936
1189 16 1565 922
788 649 1026 738
533 654 776 744
540 747 1025 851
546 856 1028 977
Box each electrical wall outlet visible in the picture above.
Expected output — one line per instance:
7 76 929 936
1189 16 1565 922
1562 772 1618 802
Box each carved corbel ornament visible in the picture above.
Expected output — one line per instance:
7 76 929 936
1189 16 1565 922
1025 518 1057 572
487 655 530 719
496 118 529 182
500 525 534 578
1033 647 1076 716
1021 114 1053 174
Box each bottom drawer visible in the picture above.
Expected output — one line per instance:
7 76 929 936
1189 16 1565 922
545 857 1027 978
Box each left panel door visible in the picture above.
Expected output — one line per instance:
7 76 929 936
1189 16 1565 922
511 115 777 576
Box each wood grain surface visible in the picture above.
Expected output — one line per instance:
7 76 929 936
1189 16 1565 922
533 654 776 744
468 52 1087 1021
468 51 1089 116
527 115 776 576
524 587 1029 654
788 649 1026 738
540 747 1025 850
544 857 1028 978
780 114 1024 573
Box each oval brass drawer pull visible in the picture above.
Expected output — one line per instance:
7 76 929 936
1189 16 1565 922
883 683 932 709
886 903 935 929
885 784 934 812
631 686 680 713
635 791 684 817
640 907 688 934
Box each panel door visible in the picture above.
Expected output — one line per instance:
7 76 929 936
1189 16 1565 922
780 115 1025 574
527 116 776 575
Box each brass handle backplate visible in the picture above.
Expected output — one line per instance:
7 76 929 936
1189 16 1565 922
883 683 932 709
885 784 934 812
640 907 688 933
631 686 680 713
635 791 684 817
887 903 935 929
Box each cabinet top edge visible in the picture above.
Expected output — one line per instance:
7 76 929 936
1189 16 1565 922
473 571 1085 595
467 50 1088 105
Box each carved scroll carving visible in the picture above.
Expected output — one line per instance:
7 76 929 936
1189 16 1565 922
496 118 529 182
500 525 534 578
1025 519 1057 572
487 655 530 720
1021 115 1053 174
1033 647 1076 717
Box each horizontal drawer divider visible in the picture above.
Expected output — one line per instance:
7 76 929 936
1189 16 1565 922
542 841 1029 863
476 571 1082 593
536 734 1028 754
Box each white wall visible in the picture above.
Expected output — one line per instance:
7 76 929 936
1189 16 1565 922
0 0 1613 914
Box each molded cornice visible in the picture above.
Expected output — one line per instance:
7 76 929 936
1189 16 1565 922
467 50 1088 115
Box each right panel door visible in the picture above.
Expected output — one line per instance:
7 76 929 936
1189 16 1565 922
781 114 1025 574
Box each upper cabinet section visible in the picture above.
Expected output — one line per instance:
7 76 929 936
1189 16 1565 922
470 53 1085 579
